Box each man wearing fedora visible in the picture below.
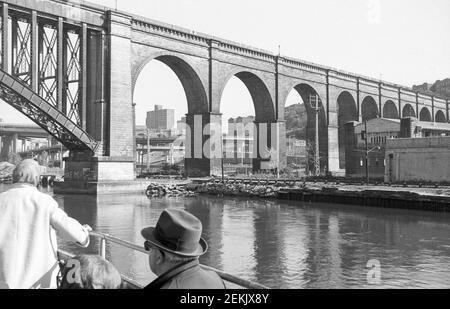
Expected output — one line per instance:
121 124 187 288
141 209 226 289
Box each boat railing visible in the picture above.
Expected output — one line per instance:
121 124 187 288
74 231 269 289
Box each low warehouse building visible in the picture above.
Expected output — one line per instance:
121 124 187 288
385 136 450 183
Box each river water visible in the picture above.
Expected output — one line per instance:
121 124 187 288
1 184 450 288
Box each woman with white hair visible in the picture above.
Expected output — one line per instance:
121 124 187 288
0 159 91 289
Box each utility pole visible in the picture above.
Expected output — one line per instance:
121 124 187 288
309 95 321 176
140 151 144 176
361 121 380 185
242 140 245 167
60 143 63 170
221 148 225 183
364 120 369 184
146 128 150 173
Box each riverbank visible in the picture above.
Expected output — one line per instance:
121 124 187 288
145 182 197 198
53 178 192 195
196 181 279 198
277 186 450 213
23 173 450 213
196 180 450 213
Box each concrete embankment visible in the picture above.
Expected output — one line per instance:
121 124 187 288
277 186 450 213
196 181 450 213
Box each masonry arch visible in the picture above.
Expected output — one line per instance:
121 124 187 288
132 54 209 114
419 107 432 122
383 100 399 119
283 83 328 175
435 110 446 123
361 96 379 122
219 71 276 172
219 71 276 123
132 54 210 177
337 91 358 170
402 104 416 118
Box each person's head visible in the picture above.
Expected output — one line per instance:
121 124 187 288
141 209 208 276
58 255 122 289
12 159 40 186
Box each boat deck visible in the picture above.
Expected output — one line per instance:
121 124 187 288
59 231 268 289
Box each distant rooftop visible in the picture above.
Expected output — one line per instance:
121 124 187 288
0 122 41 129
228 116 255 122
353 117 401 126
415 120 450 131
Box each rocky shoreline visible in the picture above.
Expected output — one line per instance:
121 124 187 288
196 182 281 198
194 180 450 212
144 181 285 199
145 183 197 198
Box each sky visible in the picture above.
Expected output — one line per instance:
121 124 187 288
1 0 449 129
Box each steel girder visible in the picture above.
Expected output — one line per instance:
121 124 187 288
0 68 99 153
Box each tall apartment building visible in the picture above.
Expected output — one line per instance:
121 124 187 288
227 116 255 137
146 105 175 131
176 117 187 135
223 116 255 165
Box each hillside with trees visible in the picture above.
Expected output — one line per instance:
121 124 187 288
285 104 307 139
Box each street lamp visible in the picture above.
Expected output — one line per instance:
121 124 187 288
307 95 322 176
365 145 381 184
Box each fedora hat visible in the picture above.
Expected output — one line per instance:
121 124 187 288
141 209 208 257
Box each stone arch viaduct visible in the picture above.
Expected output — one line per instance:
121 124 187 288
0 0 448 184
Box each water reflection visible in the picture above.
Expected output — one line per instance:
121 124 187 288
1 184 450 288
